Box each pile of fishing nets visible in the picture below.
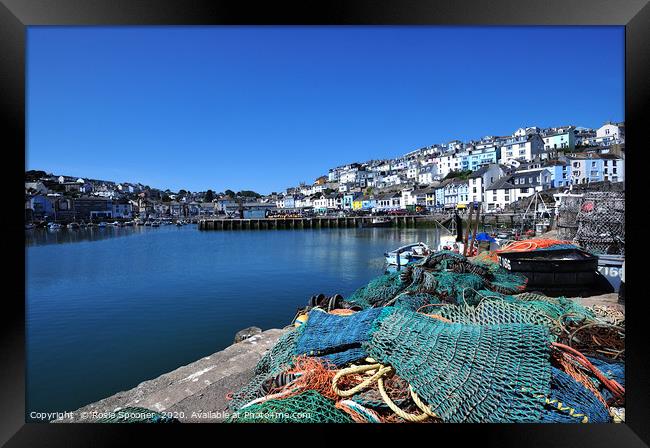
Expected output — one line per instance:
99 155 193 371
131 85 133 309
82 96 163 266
226 251 624 424
346 251 527 309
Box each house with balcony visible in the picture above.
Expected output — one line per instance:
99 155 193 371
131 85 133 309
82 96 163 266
594 122 625 146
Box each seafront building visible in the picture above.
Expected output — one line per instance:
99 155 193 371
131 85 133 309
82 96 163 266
25 120 625 222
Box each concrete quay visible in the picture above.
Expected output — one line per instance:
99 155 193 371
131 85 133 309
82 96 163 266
54 328 289 423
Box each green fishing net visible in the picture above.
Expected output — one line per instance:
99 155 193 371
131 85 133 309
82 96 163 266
347 271 405 309
364 308 552 423
393 292 440 311
228 327 303 412
229 390 354 423
346 251 527 309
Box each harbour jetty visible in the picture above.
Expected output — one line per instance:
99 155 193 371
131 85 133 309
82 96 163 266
198 214 520 231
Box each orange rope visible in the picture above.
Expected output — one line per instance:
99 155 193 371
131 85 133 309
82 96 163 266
552 343 625 400
553 351 607 407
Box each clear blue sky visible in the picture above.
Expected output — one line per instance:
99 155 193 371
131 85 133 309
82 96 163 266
27 26 624 194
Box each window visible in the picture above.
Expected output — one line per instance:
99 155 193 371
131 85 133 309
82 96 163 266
613 168 617 174
520 188 529 194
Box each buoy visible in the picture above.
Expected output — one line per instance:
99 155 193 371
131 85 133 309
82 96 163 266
294 314 308 327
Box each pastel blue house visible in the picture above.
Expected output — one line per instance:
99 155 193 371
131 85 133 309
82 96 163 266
361 198 376 210
465 147 502 171
283 195 295 209
545 164 572 188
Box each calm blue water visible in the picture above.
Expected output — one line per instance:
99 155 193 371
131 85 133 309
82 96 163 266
26 225 443 417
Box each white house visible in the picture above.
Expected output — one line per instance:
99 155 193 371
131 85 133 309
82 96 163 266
485 168 552 212
437 154 461 178
499 134 545 165
467 164 504 211
417 165 440 185
595 122 625 146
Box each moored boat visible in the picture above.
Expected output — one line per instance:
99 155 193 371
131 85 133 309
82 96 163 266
365 217 392 228
384 242 431 266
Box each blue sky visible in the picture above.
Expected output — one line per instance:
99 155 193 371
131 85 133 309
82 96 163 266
27 26 624 194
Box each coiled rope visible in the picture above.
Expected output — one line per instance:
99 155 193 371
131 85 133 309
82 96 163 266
331 360 439 422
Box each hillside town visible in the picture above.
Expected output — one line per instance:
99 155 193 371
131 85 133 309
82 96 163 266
25 121 625 224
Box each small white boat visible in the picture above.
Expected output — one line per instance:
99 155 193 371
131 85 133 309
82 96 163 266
47 222 62 230
384 242 431 266
437 235 464 254
98 222 107 228
25 223 35 230
151 221 160 227
67 222 80 229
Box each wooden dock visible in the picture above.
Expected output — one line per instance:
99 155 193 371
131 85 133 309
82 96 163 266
198 215 422 230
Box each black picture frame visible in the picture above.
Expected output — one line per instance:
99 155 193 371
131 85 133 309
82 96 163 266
2 0 648 446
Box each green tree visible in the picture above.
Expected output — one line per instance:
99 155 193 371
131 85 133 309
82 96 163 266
162 194 172 202
204 189 215 202
224 189 235 198
444 169 473 181
237 190 261 198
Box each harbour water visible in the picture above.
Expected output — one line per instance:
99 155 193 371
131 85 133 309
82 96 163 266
26 224 445 417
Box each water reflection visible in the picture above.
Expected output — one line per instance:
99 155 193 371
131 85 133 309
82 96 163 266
25 224 195 247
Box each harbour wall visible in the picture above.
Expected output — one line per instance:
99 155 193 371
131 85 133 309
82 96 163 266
198 214 520 231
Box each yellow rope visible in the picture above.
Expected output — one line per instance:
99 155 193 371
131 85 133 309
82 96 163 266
521 387 589 423
408 385 439 419
376 376 430 422
332 363 393 397
544 398 589 423
332 360 439 422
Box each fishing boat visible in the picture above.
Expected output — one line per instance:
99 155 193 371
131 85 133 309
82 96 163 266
365 217 392 228
97 222 107 228
67 222 80 230
437 235 465 254
176 221 183 226
151 221 160 227
384 242 431 266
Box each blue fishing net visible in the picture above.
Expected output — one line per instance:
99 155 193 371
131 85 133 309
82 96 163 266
587 356 625 403
539 367 611 423
294 308 383 366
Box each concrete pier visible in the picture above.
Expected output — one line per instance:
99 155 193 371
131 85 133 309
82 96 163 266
55 328 289 423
